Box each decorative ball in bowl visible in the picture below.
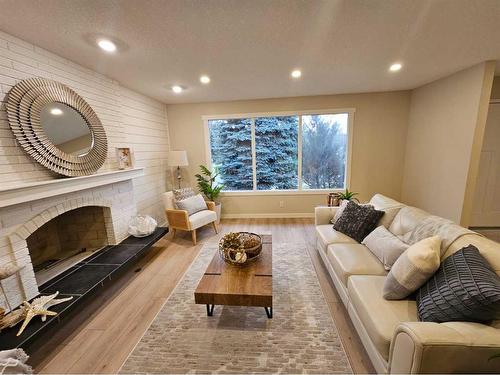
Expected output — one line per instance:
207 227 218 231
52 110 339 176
218 232 262 266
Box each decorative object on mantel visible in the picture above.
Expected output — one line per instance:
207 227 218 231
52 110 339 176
218 232 262 266
116 147 134 170
195 165 223 224
168 150 189 188
0 263 24 312
5 77 108 177
0 348 33 374
14 292 73 337
0 308 25 332
128 215 158 237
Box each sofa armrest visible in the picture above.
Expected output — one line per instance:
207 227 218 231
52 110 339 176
166 209 190 230
389 322 500 374
314 206 339 225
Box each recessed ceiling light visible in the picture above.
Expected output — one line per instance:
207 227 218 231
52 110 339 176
291 69 302 79
97 39 117 53
200 75 210 84
171 85 183 93
50 108 63 115
389 63 403 72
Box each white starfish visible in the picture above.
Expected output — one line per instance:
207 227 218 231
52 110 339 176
16 292 73 336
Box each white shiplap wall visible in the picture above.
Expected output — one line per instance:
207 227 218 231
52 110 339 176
0 30 171 224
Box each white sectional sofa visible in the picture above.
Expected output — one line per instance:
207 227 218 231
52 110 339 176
315 194 500 374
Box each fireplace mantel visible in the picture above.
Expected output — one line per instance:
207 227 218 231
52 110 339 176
0 168 144 208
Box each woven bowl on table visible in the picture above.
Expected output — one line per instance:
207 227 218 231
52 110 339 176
218 232 262 266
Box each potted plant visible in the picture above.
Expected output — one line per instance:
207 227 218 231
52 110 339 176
334 189 360 205
195 165 224 224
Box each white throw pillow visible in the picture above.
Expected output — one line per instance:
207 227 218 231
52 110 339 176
362 225 409 270
330 200 349 224
175 194 207 215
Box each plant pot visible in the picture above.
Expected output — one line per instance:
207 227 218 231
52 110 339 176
215 202 222 225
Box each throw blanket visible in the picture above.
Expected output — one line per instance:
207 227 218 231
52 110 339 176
407 215 478 254
0 349 32 374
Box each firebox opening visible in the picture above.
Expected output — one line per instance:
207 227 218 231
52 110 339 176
27 206 109 285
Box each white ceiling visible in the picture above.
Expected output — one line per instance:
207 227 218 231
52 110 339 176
0 0 499 104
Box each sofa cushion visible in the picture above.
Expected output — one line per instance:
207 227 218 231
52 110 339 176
188 209 217 229
369 194 405 228
315 225 357 252
389 206 431 243
348 275 419 360
416 245 500 323
326 243 387 286
333 201 385 243
362 225 409 270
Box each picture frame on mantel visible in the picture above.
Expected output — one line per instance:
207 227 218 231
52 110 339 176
116 147 135 170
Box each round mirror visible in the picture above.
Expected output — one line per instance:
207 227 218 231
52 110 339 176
40 102 93 156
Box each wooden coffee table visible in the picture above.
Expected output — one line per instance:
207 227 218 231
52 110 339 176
194 234 273 318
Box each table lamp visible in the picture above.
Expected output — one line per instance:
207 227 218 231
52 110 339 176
168 150 189 189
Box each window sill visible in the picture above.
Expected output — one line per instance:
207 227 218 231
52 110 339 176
220 189 344 197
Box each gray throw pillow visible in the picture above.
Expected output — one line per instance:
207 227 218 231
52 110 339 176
333 201 385 243
175 194 207 215
416 245 500 323
362 226 409 270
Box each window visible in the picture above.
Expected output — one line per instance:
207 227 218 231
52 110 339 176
255 116 298 190
301 114 348 189
205 110 352 192
208 118 253 190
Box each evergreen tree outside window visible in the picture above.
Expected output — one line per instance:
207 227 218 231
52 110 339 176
206 111 351 192
255 116 298 190
208 118 253 190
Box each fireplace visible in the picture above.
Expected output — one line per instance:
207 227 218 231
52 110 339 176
26 206 112 285
0 172 143 313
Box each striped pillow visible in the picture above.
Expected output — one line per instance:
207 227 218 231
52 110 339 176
383 236 441 300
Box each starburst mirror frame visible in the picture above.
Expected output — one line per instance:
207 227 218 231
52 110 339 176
5 77 107 177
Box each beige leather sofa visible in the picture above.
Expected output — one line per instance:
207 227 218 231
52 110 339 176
315 194 500 374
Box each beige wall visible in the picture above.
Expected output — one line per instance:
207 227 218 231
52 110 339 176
167 91 411 216
401 62 495 225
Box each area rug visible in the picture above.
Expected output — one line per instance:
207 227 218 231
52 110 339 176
120 239 352 374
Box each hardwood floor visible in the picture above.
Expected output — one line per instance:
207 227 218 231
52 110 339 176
29 218 375 374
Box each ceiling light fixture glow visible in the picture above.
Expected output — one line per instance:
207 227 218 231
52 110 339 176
389 63 403 72
291 69 302 78
172 85 183 93
97 39 117 53
50 108 63 116
200 75 211 84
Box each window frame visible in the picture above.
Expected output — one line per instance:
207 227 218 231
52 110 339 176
202 108 355 195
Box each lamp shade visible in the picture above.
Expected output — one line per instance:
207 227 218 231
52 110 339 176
168 150 189 167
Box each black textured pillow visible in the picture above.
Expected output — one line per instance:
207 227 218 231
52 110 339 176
416 245 500 323
333 201 385 243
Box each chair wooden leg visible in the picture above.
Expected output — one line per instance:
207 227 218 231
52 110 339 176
191 229 197 245
171 228 176 238
212 222 218 234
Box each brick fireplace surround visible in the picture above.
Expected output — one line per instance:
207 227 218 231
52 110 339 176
0 173 141 312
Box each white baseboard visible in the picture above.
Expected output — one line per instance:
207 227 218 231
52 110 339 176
221 212 314 219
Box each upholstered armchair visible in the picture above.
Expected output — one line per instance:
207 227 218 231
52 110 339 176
162 191 218 245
